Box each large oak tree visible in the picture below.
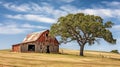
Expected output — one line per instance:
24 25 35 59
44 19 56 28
50 13 116 56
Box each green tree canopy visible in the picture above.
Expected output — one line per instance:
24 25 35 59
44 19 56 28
50 13 116 56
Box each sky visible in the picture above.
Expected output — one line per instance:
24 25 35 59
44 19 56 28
0 0 120 52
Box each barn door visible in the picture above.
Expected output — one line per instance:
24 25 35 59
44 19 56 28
46 46 50 53
28 45 35 51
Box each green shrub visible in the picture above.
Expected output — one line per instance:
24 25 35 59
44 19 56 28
111 50 119 54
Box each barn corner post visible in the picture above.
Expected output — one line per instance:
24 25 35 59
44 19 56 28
12 45 14 52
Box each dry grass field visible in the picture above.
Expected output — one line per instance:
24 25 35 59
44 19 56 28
0 49 120 67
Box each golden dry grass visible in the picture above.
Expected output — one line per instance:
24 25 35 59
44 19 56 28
0 49 120 67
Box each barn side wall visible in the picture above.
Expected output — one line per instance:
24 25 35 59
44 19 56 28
19 42 59 53
12 45 21 52
36 30 59 53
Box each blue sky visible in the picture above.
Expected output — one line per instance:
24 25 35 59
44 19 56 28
0 0 120 52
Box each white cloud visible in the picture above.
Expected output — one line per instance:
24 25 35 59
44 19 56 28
112 25 120 30
1 2 53 13
60 0 74 3
22 23 48 29
2 1 120 23
80 9 116 18
109 1 120 6
60 5 120 18
1 2 66 18
60 5 77 13
0 1 2 4
5 14 55 23
0 23 31 34
102 1 120 8
4 2 120 23
0 22 48 34
6 14 22 19
57 5 120 18
2 2 31 12
0 27 30 34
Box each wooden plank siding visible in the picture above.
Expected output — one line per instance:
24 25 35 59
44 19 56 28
12 30 59 53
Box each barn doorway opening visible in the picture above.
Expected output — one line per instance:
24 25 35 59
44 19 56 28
46 46 50 53
28 45 35 51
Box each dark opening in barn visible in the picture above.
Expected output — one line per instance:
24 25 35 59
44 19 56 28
46 46 50 53
46 34 48 37
28 45 35 51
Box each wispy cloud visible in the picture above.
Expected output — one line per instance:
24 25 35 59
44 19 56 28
2 1 120 23
0 1 2 4
2 2 31 12
60 0 74 3
1 2 53 13
80 9 120 18
0 22 48 34
21 23 48 29
60 5 77 13
102 1 120 8
5 14 55 23
1 0 75 14
60 5 120 18
112 25 120 30
3 7 120 24
1 2 66 18
0 23 31 34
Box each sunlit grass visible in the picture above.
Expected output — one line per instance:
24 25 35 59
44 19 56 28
0 49 120 67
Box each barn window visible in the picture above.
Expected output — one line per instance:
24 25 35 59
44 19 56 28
46 34 48 37
28 45 35 51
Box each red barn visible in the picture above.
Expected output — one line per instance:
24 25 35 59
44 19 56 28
12 30 59 53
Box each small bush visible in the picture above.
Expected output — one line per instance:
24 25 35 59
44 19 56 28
110 50 119 54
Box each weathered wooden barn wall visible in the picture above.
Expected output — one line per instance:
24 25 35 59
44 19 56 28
12 44 20 52
12 30 59 53
19 42 59 53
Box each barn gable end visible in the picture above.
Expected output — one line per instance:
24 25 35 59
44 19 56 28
12 30 59 53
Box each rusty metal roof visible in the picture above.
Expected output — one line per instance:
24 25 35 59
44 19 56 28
23 30 47 43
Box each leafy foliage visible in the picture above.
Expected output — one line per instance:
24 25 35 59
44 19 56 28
50 13 116 56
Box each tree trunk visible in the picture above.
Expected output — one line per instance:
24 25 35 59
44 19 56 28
80 45 85 56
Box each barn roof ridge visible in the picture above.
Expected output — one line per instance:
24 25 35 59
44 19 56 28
29 30 49 35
